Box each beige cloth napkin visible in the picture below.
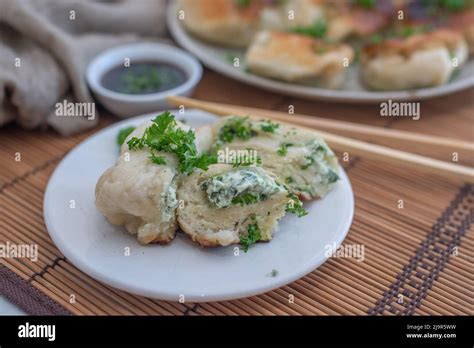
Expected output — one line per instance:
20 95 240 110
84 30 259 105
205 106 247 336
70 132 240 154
0 0 168 135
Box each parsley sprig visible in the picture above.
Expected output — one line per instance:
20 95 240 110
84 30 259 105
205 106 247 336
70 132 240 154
127 111 216 175
117 126 135 145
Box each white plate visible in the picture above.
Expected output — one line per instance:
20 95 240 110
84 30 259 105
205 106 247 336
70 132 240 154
167 1 474 103
44 109 354 302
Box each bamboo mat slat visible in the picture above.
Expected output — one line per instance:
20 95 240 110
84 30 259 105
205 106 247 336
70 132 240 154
1 109 473 316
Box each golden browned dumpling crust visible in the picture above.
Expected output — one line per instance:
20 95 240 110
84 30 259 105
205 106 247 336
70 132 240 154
178 0 265 47
360 29 468 90
246 30 354 88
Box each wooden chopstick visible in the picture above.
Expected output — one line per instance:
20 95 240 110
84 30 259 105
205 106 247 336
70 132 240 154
168 96 474 151
167 96 474 183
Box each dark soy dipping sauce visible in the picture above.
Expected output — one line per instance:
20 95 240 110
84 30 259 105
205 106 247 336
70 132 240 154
101 61 187 95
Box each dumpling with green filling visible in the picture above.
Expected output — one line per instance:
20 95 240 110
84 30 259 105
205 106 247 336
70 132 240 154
177 164 297 249
197 116 340 200
95 117 191 245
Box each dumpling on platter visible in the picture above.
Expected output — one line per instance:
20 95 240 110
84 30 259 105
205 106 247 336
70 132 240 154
177 164 291 248
246 30 354 88
177 0 264 47
360 29 468 90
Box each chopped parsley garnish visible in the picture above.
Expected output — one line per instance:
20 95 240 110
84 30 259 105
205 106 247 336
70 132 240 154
277 143 293 156
260 120 280 133
121 67 162 94
149 153 166 165
354 0 376 9
285 176 295 184
285 191 308 218
231 193 259 206
370 33 383 44
290 20 327 39
399 26 417 38
301 155 316 170
127 111 217 175
117 126 135 145
267 269 279 277
240 219 261 252
440 0 466 11
236 0 251 7
218 117 257 143
386 25 431 39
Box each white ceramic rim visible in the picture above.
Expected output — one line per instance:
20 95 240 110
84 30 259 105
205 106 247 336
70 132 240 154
86 42 203 103
167 1 474 103
43 110 355 302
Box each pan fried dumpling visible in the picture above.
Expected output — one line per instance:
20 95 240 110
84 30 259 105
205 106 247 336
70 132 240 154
177 164 290 248
360 29 468 90
95 119 189 245
260 0 325 31
447 9 474 54
177 0 264 47
197 116 340 200
246 30 354 88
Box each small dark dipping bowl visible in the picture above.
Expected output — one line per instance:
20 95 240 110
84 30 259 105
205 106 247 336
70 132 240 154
101 61 188 95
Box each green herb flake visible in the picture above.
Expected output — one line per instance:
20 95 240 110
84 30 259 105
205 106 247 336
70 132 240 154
218 117 257 143
267 269 279 277
441 0 466 11
240 220 261 252
149 154 166 165
370 33 382 44
231 193 259 206
236 0 251 7
355 0 376 9
285 192 308 218
260 120 280 133
277 143 293 156
290 19 327 39
117 126 136 146
121 67 161 94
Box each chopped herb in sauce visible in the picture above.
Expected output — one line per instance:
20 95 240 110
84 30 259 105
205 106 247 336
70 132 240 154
102 62 186 95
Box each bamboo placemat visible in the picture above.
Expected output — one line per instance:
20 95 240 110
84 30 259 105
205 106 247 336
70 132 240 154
1 102 473 315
